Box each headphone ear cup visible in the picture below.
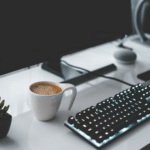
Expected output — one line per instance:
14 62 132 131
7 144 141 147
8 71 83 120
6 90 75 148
142 1 150 33
134 0 148 42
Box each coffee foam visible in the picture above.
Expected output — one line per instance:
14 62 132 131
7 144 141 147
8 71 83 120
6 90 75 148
30 82 62 95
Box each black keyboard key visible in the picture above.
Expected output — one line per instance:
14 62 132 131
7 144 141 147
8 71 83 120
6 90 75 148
106 123 111 128
86 108 92 114
90 106 96 112
144 87 148 92
95 134 104 143
102 125 109 131
114 94 121 100
88 121 94 128
75 112 82 119
80 118 86 124
106 116 113 123
86 128 93 136
96 116 102 122
98 121 105 127
89 113 95 118
105 98 111 104
80 124 88 132
98 109 104 113
68 116 75 124
85 116 91 121
101 101 107 106
74 121 81 129
93 124 100 130
96 103 102 109
81 110 87 116
92 118 98 123
94 111 100 116
107 128 115 136
130 86 136 92
104 131 111 139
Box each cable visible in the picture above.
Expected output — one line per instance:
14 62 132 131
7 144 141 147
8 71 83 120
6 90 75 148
61 60 134 87
117 35 133 51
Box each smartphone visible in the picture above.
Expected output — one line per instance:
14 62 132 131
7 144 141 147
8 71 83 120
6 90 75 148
137 70 150 81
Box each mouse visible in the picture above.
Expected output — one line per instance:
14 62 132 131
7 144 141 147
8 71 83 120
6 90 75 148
114 49 137 64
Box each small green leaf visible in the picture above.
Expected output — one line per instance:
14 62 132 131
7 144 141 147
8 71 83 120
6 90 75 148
4 105 9 113
0 98 10 117
0 100 4 109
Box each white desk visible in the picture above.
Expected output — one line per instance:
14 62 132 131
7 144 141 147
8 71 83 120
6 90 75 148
0 35 150 150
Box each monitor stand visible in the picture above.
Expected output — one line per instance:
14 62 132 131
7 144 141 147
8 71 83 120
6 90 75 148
42 57 63 77
42 57 117 86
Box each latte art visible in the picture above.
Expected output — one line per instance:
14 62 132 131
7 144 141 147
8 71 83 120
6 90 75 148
30 82 62 95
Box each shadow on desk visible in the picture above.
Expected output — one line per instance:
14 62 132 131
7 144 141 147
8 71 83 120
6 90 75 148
0 137 19 150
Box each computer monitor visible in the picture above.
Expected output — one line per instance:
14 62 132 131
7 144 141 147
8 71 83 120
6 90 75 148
0 0 132 77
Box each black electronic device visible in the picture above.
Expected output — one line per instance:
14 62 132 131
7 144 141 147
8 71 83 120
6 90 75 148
140 143 150 150
137 70 150 81
65 80 150 149
114 49 137 64
0 0 132 79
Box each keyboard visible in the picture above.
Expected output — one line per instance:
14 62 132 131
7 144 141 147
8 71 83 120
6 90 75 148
64 80 150 149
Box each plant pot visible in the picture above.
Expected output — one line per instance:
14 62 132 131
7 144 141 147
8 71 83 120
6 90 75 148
0 113 12 138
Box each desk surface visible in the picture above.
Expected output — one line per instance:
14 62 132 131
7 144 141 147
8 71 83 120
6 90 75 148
0 35 150 150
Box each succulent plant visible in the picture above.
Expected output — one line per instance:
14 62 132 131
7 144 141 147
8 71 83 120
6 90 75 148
0 97 9 118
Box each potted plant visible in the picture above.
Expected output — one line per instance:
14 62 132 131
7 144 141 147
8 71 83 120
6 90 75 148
0 98 12 138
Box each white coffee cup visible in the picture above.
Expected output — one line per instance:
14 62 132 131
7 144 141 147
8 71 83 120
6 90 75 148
29 81 77 121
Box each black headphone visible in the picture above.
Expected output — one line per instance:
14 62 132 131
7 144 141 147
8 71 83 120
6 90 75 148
134 0 150 42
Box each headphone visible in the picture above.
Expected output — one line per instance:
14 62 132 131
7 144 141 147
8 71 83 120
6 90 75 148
134 0 150 42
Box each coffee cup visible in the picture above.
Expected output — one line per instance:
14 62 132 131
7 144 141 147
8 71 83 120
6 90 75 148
29 81 77 121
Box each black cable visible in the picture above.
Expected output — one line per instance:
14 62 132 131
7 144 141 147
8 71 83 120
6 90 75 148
117 35 133 51
118 43 133 51
61 60 134 87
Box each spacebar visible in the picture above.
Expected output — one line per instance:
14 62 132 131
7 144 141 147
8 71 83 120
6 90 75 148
113 113 139 132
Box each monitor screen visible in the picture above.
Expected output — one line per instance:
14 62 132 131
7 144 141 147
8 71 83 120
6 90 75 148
0 0 132 76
